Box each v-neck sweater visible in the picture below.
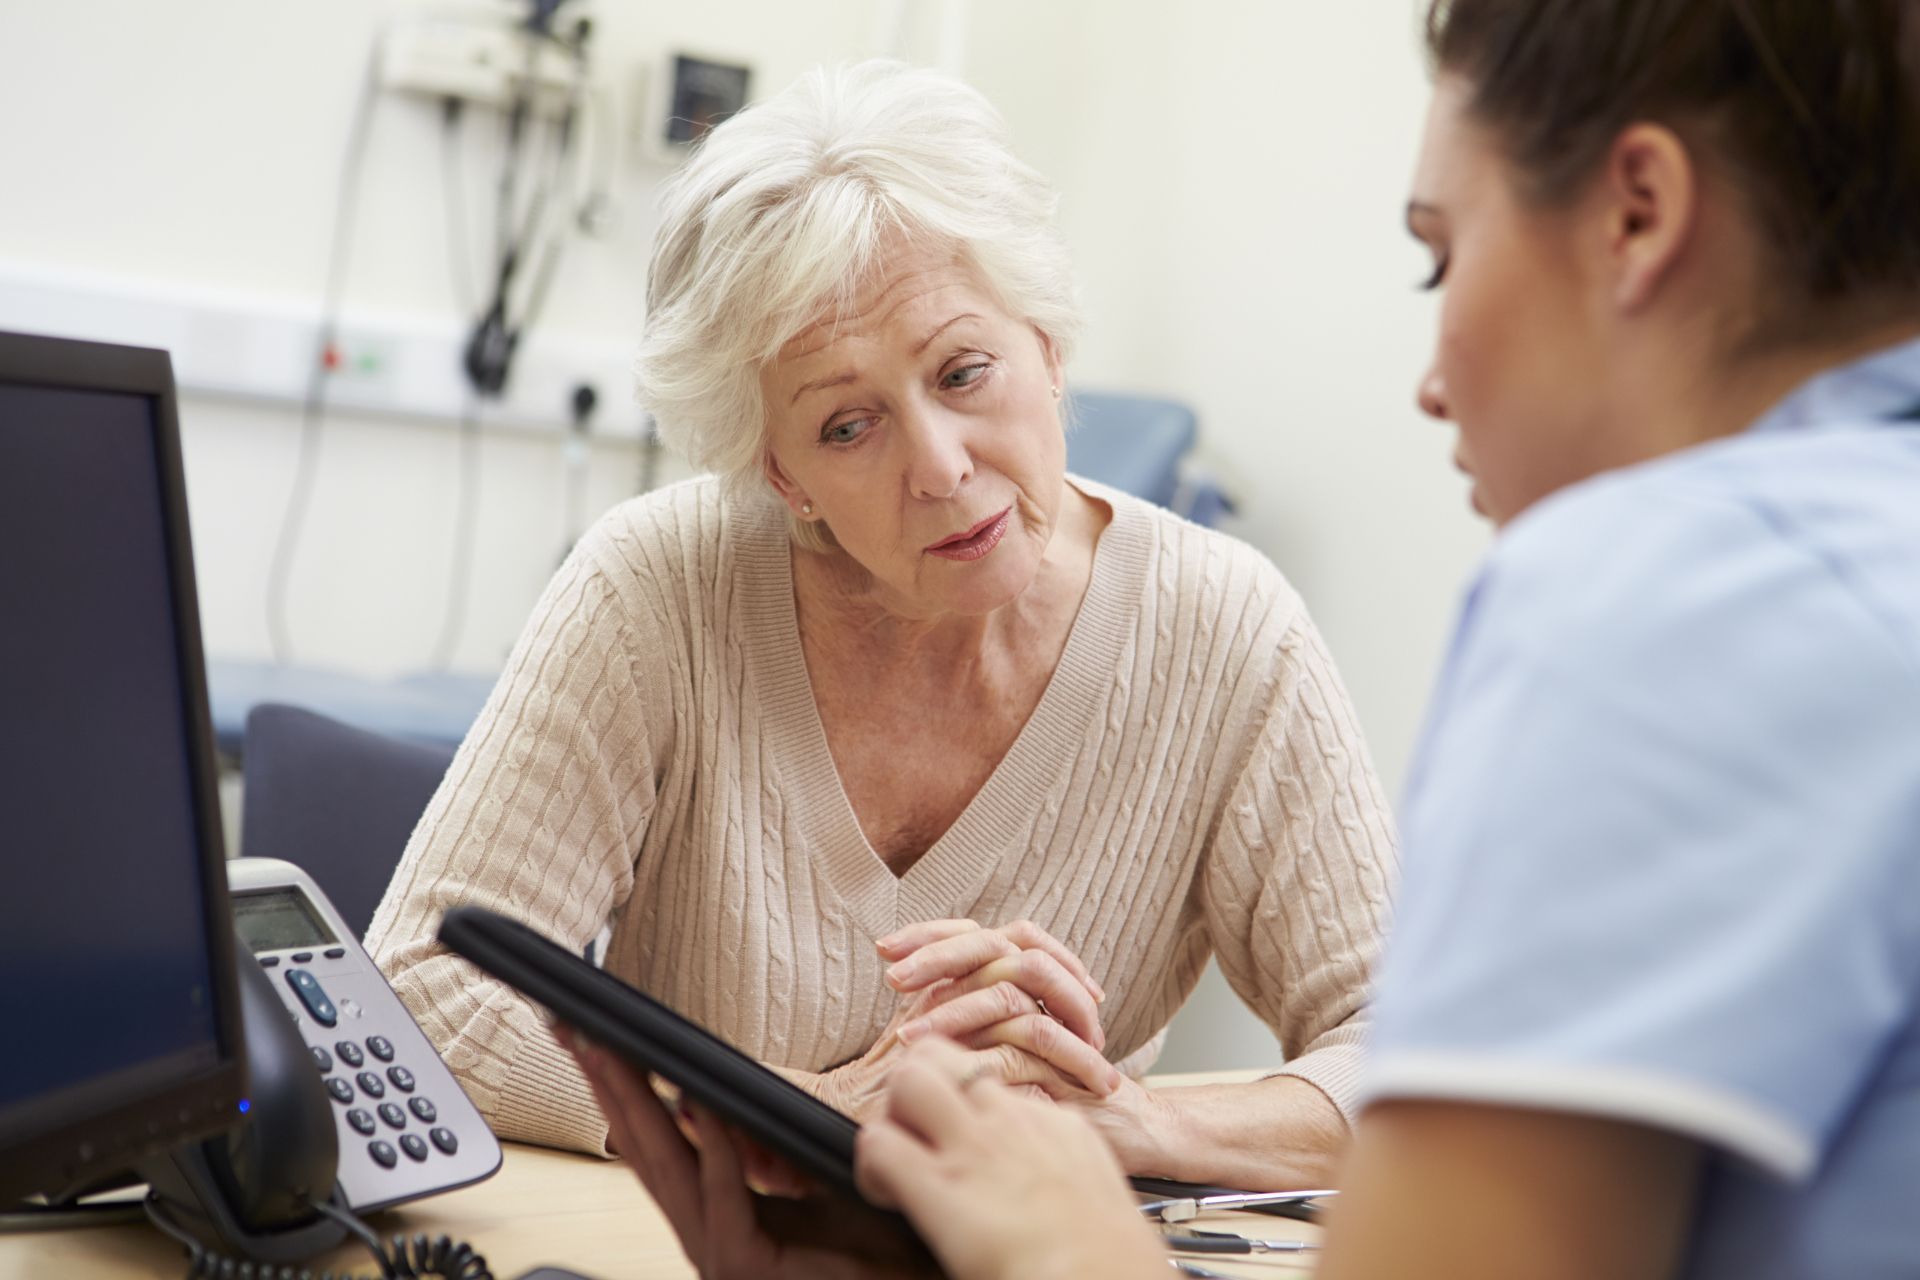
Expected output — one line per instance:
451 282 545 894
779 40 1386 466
367 476 1399 1154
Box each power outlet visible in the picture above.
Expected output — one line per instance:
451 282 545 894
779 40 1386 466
379 15 579 110
324 331 400 394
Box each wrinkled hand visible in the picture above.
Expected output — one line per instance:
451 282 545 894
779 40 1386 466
559 1026 933 1280
880 920 1193 1173
855 1038 1166 1280
821 919 1122 1120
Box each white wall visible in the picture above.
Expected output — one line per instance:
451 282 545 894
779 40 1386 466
0 0 899 674
2 2 1487 1070
961 1 1490 1070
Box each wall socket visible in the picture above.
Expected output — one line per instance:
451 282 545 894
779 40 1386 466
379 15 580 111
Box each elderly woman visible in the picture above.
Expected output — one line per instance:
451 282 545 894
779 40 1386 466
567 3 1920 1279
367 60 1396 1190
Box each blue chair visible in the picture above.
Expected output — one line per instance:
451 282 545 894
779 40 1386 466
1065 391 1231 525
210 660 495 758
237 703 456 942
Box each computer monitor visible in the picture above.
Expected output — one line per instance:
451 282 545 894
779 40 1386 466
0 330 246 1204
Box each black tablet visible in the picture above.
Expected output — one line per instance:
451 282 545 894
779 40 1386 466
437 905 878 1201
437 906 1291 1255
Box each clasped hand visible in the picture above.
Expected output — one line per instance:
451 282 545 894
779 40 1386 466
823 918 1124 1118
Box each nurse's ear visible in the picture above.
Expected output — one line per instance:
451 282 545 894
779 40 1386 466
1597 123 1701 315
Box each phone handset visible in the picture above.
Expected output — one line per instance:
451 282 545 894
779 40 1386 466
138 952 350 1263
136 858 502 1274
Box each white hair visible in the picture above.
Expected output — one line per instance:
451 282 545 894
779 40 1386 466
634 59 1081 550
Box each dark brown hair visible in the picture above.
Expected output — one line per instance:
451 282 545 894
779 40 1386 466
1426 0 1920 315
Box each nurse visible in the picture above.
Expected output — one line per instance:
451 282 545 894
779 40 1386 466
571 1 1920 1277
837 2 1920 1278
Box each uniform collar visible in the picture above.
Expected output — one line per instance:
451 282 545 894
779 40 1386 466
1748 333 1920 434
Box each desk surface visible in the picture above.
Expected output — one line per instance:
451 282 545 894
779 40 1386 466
0 1073 1318 1280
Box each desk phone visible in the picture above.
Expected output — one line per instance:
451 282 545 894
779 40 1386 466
226 857 501 1212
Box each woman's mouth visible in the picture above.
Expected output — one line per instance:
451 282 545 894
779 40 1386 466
925 507 1012 561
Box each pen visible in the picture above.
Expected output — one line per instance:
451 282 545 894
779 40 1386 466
1140 1188 1337 1224
1166 1228 1322 1256
1169 1261 1240 1279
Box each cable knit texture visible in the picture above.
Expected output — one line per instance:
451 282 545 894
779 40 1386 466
366 475 1399 1154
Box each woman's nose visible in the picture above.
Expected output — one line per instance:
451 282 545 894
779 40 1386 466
1417 367 1451 422
902 412 973 501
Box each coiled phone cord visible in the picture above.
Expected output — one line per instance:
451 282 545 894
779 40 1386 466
146 1193 493 1280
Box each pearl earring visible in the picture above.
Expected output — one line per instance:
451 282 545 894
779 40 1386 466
1050 384 1061 398
801 501 814 516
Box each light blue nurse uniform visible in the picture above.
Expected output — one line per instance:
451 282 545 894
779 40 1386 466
1363 336 1920 1278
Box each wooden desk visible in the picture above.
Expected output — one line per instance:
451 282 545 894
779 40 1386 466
0 1073 1318 1280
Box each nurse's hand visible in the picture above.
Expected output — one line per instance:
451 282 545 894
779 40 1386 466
855 1037 1167 1280
560 1027 934 1280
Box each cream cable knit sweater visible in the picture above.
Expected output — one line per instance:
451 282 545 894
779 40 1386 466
367 477 1398 1154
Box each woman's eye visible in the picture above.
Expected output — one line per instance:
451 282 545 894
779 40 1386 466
942 362 989 390
822 418 872 445
1418 255 1450 292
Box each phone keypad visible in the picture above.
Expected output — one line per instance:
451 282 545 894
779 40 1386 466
235 863 498 1211
308 1032 462 1177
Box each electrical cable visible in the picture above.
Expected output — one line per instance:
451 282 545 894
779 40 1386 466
522 29 593 322
441 96 474 315
144 1192 494 1280
575 78 619 236
513 98 579 339
428 398 484 672
433 89 483 674
0 1198 147 1231
493 58 529 266
463 13 589 397
264 38 384 664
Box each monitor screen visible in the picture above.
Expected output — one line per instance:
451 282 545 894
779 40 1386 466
0 333 243 1202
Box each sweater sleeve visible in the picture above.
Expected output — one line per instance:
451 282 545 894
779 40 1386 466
365 540 671 1154
1201 610 1399 1121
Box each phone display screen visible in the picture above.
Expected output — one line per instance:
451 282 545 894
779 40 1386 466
233 889 337 954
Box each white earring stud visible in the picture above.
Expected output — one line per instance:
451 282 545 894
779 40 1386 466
801 501 814 516
1050 384 1061 398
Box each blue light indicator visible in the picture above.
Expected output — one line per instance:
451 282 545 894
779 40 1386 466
237 1099 251 1114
